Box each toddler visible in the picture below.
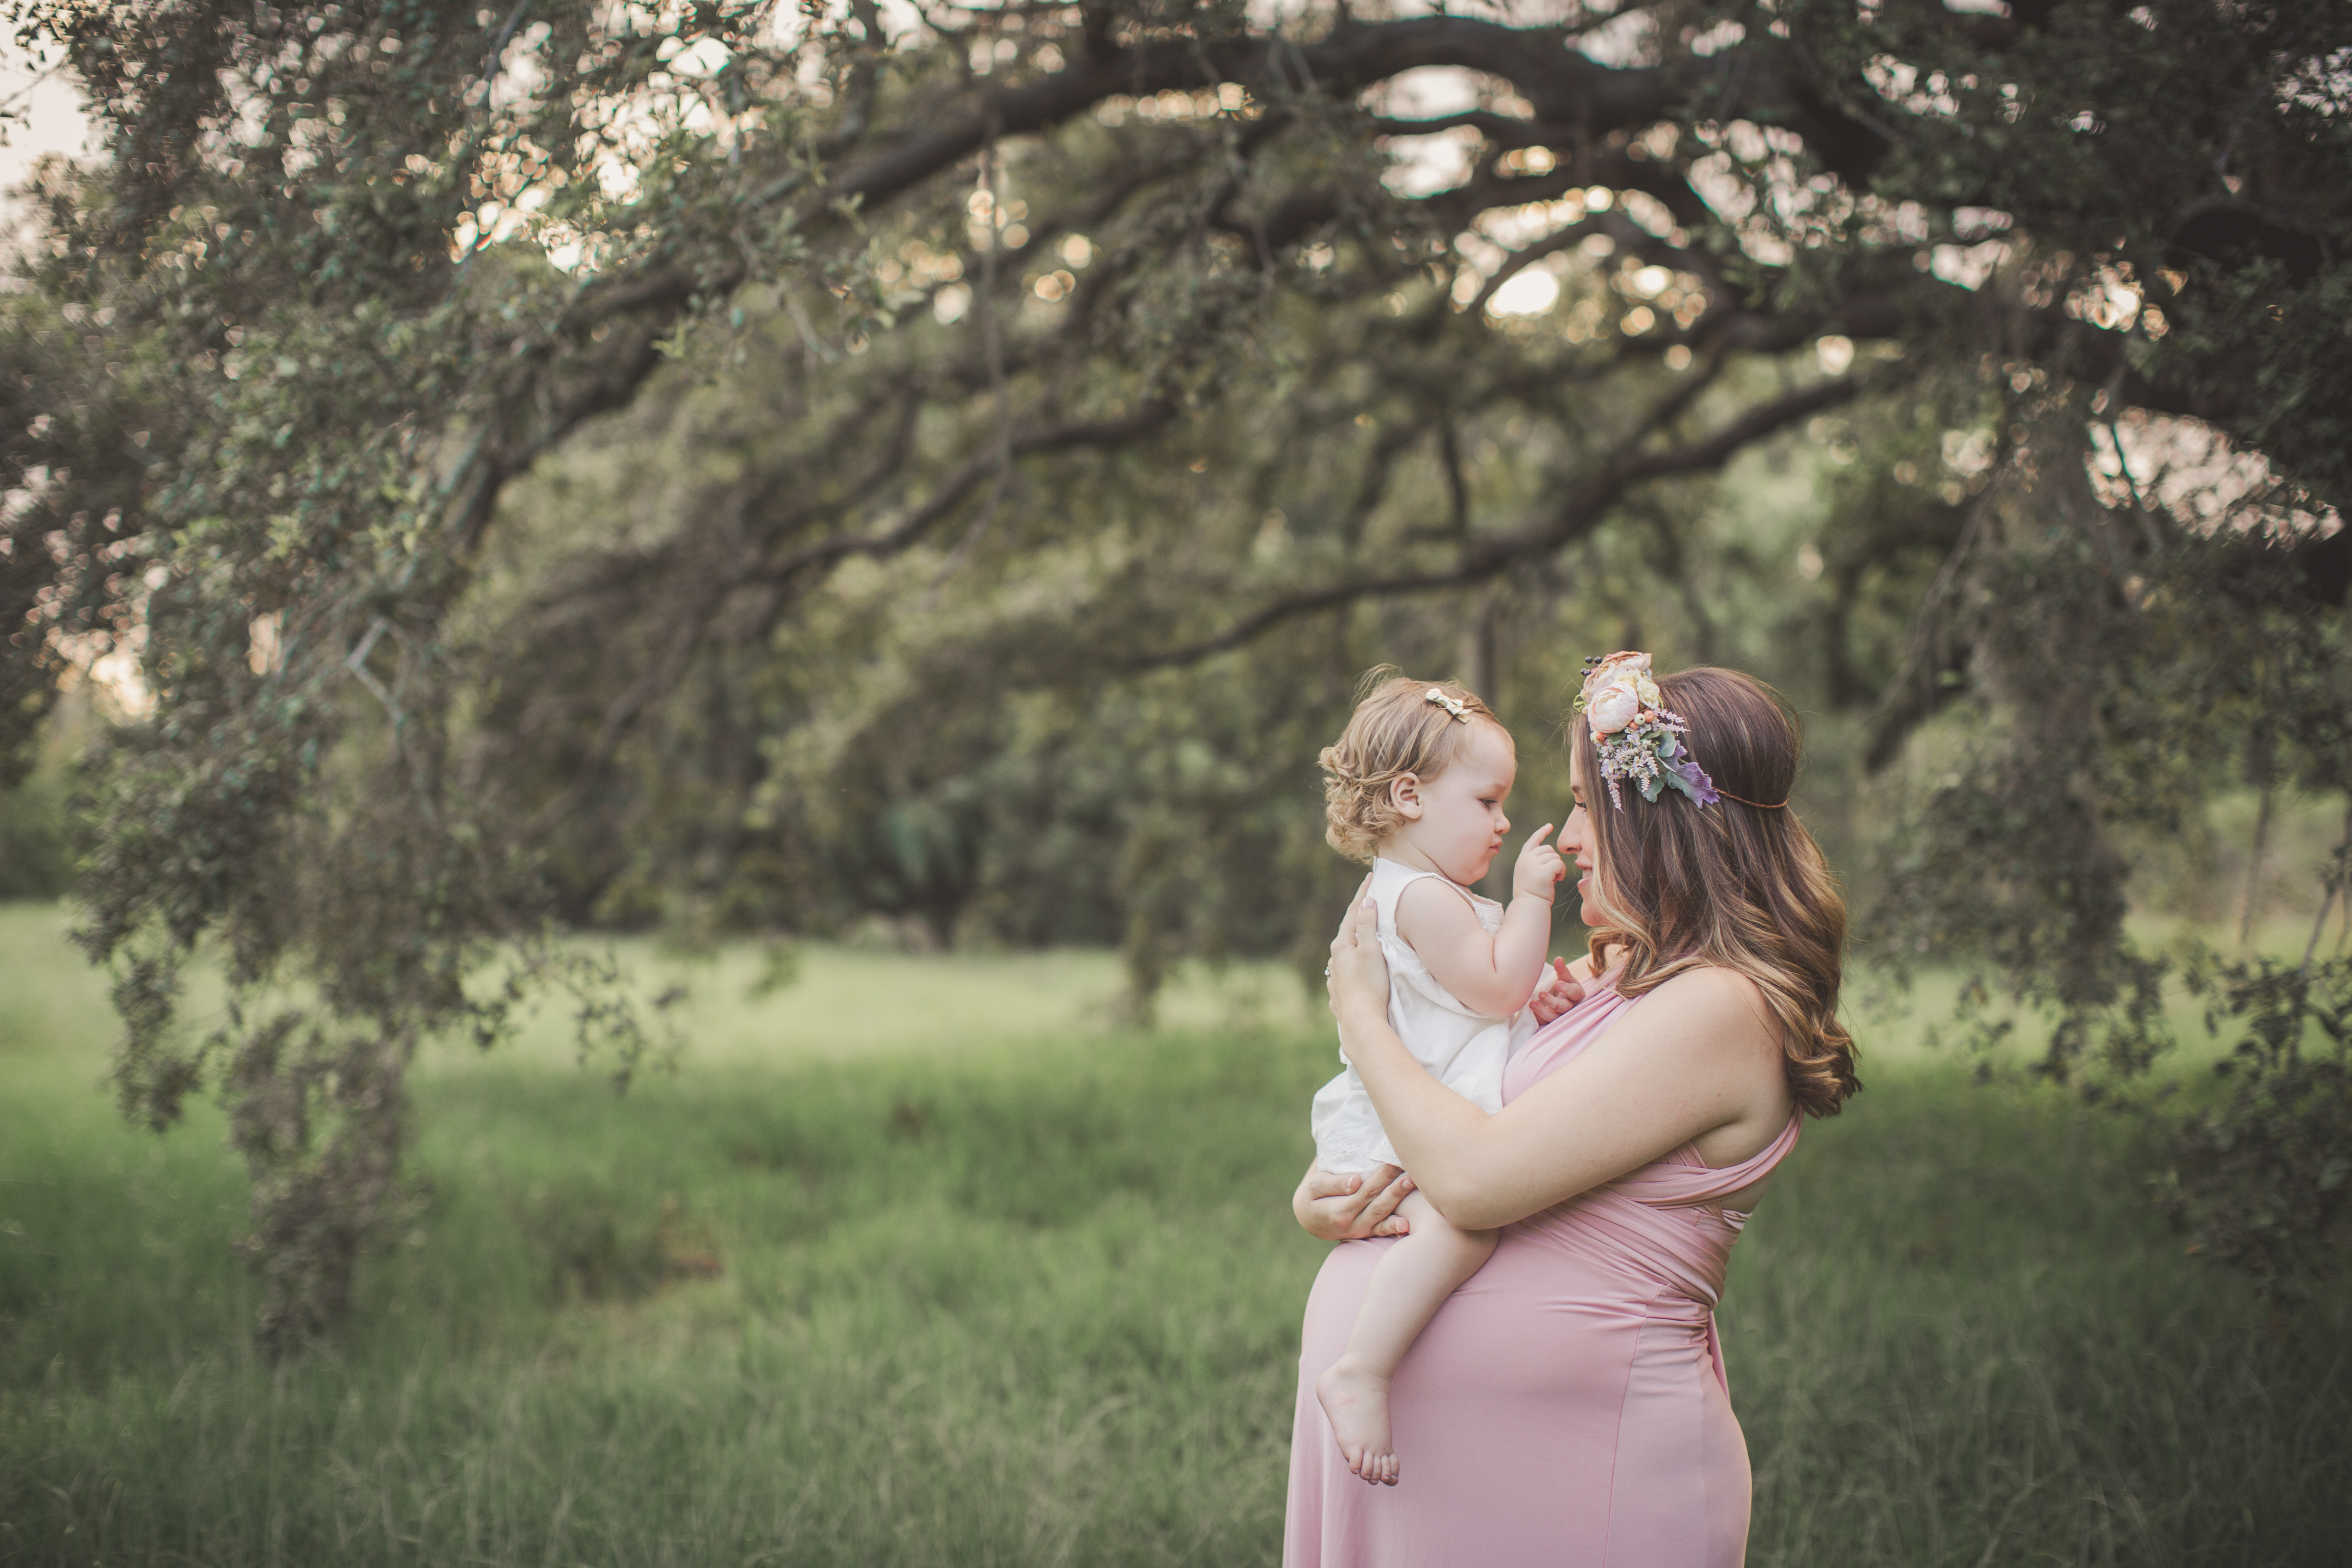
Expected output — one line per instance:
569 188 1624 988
1310 674 1565 1485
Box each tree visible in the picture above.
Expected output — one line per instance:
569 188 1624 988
4 0 2347 1347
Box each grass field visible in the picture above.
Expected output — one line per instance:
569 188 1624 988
1 902 2345 1567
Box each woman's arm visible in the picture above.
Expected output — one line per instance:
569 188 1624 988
1326 898 1786 1231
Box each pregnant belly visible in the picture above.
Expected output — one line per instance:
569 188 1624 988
1304 1229 1655 1443
1292 1229 1748 1568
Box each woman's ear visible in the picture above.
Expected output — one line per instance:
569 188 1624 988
1389 773 1425 822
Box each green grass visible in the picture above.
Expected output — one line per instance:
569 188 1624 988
0 902 2345 1566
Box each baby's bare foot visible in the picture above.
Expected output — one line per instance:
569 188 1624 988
1316 1356 1400 1486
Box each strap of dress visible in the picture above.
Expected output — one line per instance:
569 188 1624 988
1611 1112 1801 1206
1372 860 1479 926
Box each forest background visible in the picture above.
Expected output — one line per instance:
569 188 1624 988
1 0 2350 1561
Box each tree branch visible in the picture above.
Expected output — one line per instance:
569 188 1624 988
1117 368 1872 671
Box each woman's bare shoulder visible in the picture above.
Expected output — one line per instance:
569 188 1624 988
1643 964 1780 1053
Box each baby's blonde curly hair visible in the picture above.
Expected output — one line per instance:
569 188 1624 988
1319 671 1503 863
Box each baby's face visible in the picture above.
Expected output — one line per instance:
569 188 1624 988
1399 722 1517 885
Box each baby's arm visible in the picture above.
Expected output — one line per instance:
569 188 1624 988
1394 826 1564 1016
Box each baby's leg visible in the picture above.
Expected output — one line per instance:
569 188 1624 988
1315 1190 1497 1486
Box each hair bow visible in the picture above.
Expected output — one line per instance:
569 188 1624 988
1424 688 1471 723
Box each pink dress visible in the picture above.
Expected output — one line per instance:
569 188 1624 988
1283 973 1800 1568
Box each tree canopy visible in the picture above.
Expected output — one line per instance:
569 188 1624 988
5 0 2350 1347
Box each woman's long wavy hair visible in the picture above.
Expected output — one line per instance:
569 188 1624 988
1574 667 1860 1118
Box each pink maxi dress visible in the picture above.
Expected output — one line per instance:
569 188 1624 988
1283 973 1800 1568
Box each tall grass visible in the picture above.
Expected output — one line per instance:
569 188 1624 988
0 902 2343 1566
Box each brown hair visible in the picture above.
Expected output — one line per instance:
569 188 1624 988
1575 667 1859 1117
1319 671 1503 863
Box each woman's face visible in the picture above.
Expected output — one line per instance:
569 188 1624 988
1559 749 1610 929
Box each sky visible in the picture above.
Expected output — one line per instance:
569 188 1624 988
0 37 91 245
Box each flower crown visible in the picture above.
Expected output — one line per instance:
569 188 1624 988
1574 652 1721 812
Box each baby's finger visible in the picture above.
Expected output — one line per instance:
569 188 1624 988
1522 823 1555 856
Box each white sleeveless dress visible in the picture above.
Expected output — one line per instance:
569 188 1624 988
1310 857 1533 1176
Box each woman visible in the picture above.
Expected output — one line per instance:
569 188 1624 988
1284 661 1858 1567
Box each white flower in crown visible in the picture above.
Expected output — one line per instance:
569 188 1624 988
1590 650 1648 677
1586 680 1641 735
1584 650 1661 712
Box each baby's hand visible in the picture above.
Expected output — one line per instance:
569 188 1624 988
1511 824 1567 904
1527 957 1587 1023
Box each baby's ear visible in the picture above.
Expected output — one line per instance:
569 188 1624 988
1388 773 1424 820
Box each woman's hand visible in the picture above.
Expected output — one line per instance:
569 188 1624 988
1325 894 1390 1023
1526 956 1588 1025
1293 1160 1415 1240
